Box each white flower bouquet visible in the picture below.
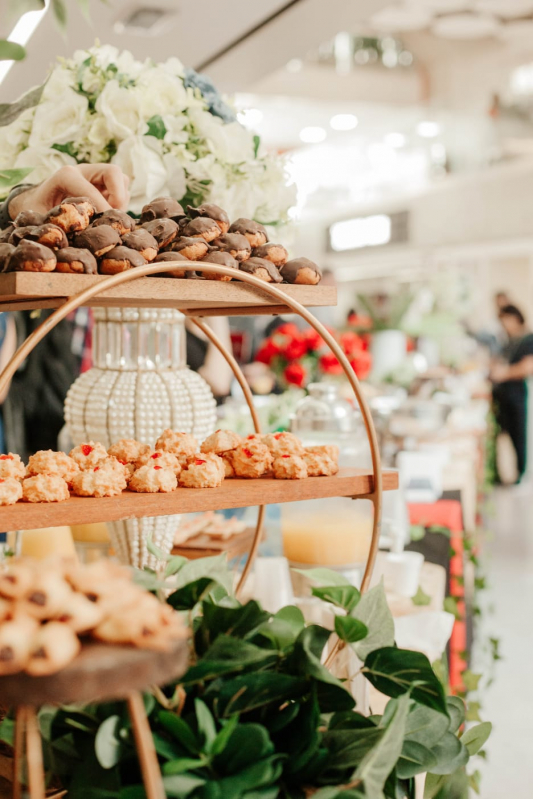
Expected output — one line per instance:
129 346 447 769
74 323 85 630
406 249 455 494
0 44 295 223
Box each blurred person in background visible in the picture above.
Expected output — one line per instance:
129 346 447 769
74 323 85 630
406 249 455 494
490 304 533 481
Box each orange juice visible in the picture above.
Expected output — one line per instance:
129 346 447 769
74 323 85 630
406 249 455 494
282 500 373 566
19 527 77 560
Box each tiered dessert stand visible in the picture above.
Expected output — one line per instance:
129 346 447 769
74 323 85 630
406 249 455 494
0 262 398 797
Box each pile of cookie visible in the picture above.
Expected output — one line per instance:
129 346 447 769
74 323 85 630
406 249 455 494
0 430 338 505
0 195 322 285
0 558 186 676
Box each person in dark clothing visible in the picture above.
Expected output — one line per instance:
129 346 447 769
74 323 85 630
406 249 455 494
491 305 533 480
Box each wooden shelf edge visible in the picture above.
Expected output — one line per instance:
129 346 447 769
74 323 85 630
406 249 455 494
0 469 398 533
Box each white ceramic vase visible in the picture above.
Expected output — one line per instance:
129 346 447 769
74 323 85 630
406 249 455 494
64 307 217 568
370 329 407 380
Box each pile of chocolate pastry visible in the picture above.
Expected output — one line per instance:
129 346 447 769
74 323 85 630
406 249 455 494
0 196 322 285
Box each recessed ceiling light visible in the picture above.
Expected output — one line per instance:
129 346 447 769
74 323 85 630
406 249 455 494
417 121 441 138
370 6 431 32
0 4 48 86
299 126 327 144
330 113 358 131
237 108 263 128
385 132 407 148
286 59 303 73
432 13 500 40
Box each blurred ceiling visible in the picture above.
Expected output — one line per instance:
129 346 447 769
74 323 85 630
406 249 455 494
0 0 391 101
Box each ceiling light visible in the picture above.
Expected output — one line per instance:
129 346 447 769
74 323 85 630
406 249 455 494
330 215 392 252
330 113 358 131
370 6 431 32
286 59 303 73
432 13 500 40
299 126 327 144
237 108 263 128
475 0 533 19
417 121 441 138
385 133 406 148
0 3 48 86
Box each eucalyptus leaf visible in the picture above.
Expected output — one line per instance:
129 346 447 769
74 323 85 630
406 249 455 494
461 722 492 756
0 41 25 62
195 699 217 749
349 582 394 660
51 0 67 33
403 703 449 747
146 535 171 561
429 733 468 775
397 740 437 779
312 584 361 613
364 648 448 715
172 553 233 594
165 555 188 577
94 715 123 769
8 0 45 18
163 773 207 797
446 696 465 734
354 694 410 799
423 773 448 799
293 567 351 587
0 84 45 128
334 615 368 644
0 167 34 193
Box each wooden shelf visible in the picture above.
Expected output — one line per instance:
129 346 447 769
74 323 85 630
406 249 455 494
0 640 189 706
172 526 259 561
0 469 397 533
0 272 336 315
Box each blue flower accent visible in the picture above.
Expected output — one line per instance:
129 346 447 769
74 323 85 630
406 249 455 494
183 67 237 123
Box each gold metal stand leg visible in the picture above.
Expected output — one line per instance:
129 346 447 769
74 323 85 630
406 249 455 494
127 692 165 799
24 708 45 799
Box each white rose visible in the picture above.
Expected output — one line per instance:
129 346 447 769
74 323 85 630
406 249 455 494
0 107 35 169
162 153 186 199
81 69 103 95
111 135 168 213
189 109 254 164
29 90 89 148
137 68 189 118
41 65 76 101
115 50 145 80
92 44 119 70
14 146 77 184
161 57 185 77
95 80 147 140
162 115 189 146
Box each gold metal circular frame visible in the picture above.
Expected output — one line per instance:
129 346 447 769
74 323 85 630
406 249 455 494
0 262 383 607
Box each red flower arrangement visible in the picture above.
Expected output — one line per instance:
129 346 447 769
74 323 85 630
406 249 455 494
255 322 372 388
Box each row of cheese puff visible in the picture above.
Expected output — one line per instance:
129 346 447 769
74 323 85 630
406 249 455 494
0 430 339 504
0 558 186 676
0 195 321 285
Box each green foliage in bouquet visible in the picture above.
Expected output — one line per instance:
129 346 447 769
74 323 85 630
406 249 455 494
1 550 490 799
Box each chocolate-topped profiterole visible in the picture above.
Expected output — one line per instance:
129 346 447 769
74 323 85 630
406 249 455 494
280 257 322 285
99 246 147 275
8 241 56 272
239 257 283 283
154 251 191 278
212 232 251 262
73 225 121 257
200 250 239 281
122 229 159 261
187 204 230 234
56 247 97 274
141 218 178 248
91 209 135 236
229 218 268 248
10 223 68 250
165 236 209 261
252 242 288 268
140 197 185 224
14 209 46 228
179 217 220 243
0 225 14 244
0 243 15 272
46 196 96 233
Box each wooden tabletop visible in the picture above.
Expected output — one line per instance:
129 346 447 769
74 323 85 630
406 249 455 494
0 273 337 315
0 468 398 533
0 639 189 706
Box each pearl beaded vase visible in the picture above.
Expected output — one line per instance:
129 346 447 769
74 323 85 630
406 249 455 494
64 307 217 568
